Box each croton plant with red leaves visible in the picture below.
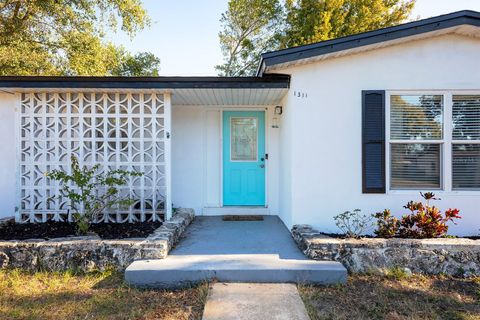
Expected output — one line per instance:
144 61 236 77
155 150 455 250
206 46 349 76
374 192 461 239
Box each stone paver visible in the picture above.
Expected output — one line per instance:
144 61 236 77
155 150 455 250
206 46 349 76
202 283 310 320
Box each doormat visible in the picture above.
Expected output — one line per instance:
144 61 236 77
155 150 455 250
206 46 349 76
222 215 264 221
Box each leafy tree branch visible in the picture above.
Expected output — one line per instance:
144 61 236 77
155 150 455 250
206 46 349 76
217 0 416 76
0 0 160 76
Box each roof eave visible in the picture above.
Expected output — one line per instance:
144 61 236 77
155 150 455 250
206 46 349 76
256 58 266 77
0 75 291 90
259 10 480 72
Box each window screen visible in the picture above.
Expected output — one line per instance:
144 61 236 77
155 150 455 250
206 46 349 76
391 143 441 189
390 95 443 189
452 144 480 190
452 95 480 190
453 95 480 140
390 95 443 140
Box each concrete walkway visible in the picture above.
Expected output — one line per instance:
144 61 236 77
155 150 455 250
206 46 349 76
170 216 306 259
202 283 310 320
125 216 347 287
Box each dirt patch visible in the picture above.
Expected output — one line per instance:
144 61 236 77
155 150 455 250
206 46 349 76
299 274 480 320
0 220 162 240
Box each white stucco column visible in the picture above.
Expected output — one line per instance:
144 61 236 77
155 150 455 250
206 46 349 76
0 92 17 220
164 91 172 220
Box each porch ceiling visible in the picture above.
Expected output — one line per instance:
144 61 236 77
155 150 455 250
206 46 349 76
170 88 288 106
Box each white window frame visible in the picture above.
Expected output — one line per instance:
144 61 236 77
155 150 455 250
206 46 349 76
386 90 480 195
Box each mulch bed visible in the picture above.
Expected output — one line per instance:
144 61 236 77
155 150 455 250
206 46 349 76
0 220 162 241
319 232 374 239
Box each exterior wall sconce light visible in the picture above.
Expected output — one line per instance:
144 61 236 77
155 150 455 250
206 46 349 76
272 106 282 128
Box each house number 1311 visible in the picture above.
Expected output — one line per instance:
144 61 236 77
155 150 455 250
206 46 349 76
294 91 307 98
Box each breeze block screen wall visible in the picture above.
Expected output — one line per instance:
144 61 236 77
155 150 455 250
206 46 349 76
18 92 166 223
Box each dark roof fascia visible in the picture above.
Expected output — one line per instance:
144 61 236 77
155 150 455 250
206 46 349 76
258 10 480 75
0 75 290 89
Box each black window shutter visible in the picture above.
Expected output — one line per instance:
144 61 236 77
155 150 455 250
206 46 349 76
362 90 386 193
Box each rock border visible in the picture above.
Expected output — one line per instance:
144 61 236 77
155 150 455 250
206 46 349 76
0 208 194 272
292 224 480 277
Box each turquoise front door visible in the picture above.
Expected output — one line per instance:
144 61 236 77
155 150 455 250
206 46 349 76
223 111 266 206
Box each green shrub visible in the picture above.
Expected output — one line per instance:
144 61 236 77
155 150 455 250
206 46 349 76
373 209 400 238
374 192 461 239
47 156 142 235
334 209 372 238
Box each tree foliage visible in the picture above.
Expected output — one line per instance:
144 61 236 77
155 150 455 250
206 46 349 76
215 0 283 76
217 0 416 76
283 0 415 47
113 51 161 76
0 0 160 76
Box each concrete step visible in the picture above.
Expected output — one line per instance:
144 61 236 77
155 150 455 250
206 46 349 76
125 254 347 288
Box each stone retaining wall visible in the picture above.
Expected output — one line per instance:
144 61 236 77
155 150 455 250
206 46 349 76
292 225 480 277
0 208 194 272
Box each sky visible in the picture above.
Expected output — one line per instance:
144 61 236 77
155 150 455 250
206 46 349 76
108 0 480 76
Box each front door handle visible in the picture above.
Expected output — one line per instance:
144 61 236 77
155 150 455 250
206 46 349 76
260 164 265 168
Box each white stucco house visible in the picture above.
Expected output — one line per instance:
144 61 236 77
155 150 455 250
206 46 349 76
0 10 479 235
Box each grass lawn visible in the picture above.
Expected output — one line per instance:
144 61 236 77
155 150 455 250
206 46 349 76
0 269 208 320
2 269 479 320
299 273 480 320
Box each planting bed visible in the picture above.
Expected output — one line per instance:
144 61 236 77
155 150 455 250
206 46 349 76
292 224 480 277
0 220 162 240
0 209 195 272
